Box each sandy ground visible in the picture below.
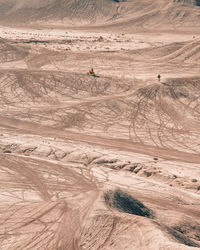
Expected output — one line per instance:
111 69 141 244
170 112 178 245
0 22 200 250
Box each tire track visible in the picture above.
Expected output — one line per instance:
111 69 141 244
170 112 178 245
0 115 200 164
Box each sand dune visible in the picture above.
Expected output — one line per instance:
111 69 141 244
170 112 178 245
0 0 199 30
0 0 123 24
130 38 200 63
0 1 200 250
164 39 200 62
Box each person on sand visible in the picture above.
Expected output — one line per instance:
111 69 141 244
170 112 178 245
88 68 100 78
89 68 95 75
157 74 161 82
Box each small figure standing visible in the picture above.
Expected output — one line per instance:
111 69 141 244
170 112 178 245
157 74 161 82
88 68 100 78
89 68 95 75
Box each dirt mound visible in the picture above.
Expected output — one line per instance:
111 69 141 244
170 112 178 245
127 78 200 152
0 70 131 105
45 76 200 153
8 74 199 153
104 189 154 218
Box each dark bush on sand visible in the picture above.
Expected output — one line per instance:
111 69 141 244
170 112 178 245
104 189 154 218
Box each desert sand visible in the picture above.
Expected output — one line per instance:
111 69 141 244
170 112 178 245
0 0 200 249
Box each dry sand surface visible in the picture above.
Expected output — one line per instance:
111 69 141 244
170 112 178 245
0 0 200 249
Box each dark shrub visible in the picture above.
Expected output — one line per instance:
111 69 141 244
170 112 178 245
104 189 154 218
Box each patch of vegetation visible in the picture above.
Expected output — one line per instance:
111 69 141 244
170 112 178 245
104 189 154 218
24 40 49 44
167 227 200 247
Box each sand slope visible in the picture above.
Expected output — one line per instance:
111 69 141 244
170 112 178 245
0 3 200 249
0 0 199 30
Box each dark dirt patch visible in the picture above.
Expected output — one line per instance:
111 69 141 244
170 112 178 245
3 150 12 154
104 189 154 218
96 159 118 164
24 40 48 44
154 221 200 248
167 227 200 248
173 222 200 242
143 171 152 177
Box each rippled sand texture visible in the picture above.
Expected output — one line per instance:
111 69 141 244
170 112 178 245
0 1 200 249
